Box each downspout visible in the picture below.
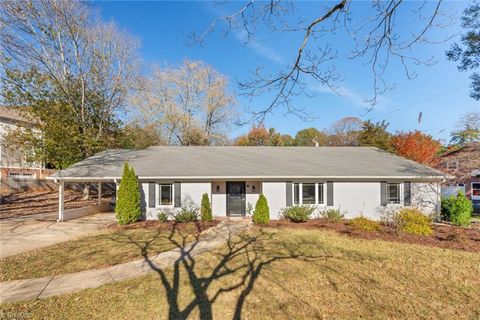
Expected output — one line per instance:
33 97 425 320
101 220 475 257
436 177 447 222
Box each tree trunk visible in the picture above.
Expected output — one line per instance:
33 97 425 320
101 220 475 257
82 183 90 200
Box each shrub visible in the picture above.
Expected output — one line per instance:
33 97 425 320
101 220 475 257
157 211 169 223
174 206 199 223
201 193 213 222
281 205 315 223
396 208 433 236
380 206 401 228
320 208 345 221
441 192 472 226
348 216 381 232
253 194 270 224
115 162 142 225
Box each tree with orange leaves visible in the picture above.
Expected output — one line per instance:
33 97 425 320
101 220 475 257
234 124 282 146
392 130 442 165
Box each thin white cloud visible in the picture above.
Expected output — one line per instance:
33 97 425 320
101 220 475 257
308 81 390 112
203 3 285 65
233 29 285 65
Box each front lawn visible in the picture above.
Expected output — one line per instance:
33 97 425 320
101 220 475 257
0 221 216 281
1 227 479 319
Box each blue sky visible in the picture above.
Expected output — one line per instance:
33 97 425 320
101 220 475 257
94 1 479 143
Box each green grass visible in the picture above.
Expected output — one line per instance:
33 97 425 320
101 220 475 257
0 224 203 281
1 227 479 319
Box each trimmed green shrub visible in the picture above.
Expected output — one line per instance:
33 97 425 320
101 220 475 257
115 162 142 225
441 192 472 226
396 208 433 236
348 216 381 231
174 206 199 223
157 211 169 223
281 205 315 223
253 194 270 224
201 193 213 222
320 208 345 221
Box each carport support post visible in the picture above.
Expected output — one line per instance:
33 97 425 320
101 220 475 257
97 181 102 205
58 180 65 222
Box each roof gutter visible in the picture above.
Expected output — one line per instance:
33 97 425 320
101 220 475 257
47 175 448 182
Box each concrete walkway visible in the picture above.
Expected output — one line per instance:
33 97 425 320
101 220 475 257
0 212 116 259
0 220 250 303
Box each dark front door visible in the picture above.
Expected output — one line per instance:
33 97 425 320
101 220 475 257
226 181 246 216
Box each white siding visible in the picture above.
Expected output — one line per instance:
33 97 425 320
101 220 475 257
142 182 159 220
262 182 286 219
412 182 440 215
0 119 42 169
140 182 149 216
333 182 383 219
142 181 211 220
212 181 227 217
139 180 441 221
181 182 211 208
246 181 261 215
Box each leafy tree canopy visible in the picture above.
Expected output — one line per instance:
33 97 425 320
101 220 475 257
446 1 480 100
358 120 393 152
392 130 441 165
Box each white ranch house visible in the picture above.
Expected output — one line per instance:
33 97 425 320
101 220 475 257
49 146 447 221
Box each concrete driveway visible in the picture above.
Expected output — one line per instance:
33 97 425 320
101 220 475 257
0 212 115 259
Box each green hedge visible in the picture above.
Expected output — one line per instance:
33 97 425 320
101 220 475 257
253 194 270 224
174 206 199 223
320 208 345 221
441 192 472 226
115 162 141 225
281 205 314 223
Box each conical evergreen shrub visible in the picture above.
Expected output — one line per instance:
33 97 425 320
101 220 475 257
253 194 270 224
201 193 212 222
115 162 141 225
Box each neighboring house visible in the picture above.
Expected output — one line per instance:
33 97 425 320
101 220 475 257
435 143 480 214
49 146 447 222
0 106 50 192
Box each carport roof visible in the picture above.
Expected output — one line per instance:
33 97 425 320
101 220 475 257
49 146 447 181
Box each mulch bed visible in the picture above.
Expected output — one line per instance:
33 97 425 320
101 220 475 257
0 190 109 219
108 220 220 233
264 219 480 253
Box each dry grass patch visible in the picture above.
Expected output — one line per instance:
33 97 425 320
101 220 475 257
1 227 479 319
0 221 215 281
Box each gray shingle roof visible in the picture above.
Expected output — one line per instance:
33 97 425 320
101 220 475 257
51 146 446 181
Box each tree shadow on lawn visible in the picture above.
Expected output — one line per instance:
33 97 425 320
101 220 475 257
110 223 369 320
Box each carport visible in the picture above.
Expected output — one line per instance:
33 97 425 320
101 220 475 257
46 149 139 222
49 178 115 222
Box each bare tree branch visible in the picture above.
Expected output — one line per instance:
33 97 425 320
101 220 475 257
194 0 452 121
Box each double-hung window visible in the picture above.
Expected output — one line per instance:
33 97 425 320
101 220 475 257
386 183 401 204
302 183 316 204
158 184 173 206
293 182 325 205
472 183 480 198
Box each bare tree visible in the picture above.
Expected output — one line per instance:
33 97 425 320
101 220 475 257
130 60 237 145
328 116 362 146
193 1 452 121
1 0 140 163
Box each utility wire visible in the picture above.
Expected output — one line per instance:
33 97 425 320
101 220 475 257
369 84 469 121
